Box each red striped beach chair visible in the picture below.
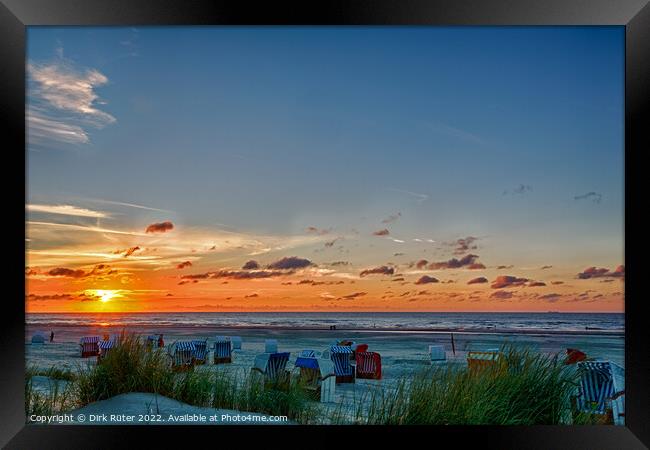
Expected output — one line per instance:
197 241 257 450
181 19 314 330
356 351 382 380
79 336 100 358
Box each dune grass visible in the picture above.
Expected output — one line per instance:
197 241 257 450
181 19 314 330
27 336 596 425
332 345 582 425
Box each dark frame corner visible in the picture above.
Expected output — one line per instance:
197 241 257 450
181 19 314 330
1 0 648 448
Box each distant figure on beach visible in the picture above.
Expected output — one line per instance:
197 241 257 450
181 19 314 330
50 331 54 342
328 325 337 330
158 334 164 347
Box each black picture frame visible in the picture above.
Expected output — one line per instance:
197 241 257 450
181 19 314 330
2 0 648 448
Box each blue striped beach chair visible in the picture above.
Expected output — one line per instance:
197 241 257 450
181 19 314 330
79 336 100 358
213 338 232 364
169 341 196 371
331 345 355 384
252 352 291 389
575 361 625 423
191 339 209 365
97 339 116 362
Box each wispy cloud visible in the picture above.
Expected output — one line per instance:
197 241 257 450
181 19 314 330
424 121 485 145
574 192 602 204
503 184 533 196
384 188 429 203
27 204 110 219
27 53 115 146
27 221 147 236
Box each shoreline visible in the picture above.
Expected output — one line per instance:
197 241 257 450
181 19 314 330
25 323 624 337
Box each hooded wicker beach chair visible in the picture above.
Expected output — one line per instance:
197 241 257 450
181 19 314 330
146 334 164 350
97 339 116 362
356 351 382 380
191 339 209 365
251 352 291 389
331 345 355 383
168 341 196 371
213 337 232 364
466 350 501 372
574 361 625 424
79 336 100 358
295 350 336 402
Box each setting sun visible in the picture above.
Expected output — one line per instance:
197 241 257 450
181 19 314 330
85 289 121 303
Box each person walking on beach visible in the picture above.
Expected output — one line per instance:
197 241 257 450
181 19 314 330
50 331 54 342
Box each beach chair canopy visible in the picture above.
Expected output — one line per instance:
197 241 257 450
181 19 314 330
331 346 354 376
576 361 620 415
98 340 116 350
80 336 100 344
213 339 232 358
295 350 319 369
171 341 196 354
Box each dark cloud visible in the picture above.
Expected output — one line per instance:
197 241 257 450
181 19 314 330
45 264 114 279
447 236 478 255
245 293 259 298
391 277 405 282
428 254 483 270
551 281 564 285
26 293 74 301
267 256 313 270
338 292 367 300
360 265 395 277
577 266 624 280
467 277 488 285
496 265 514 270
176 261 192 270
145 221 174 233
381 212 402 224
328 261 350 266
574 192 602 204
415 259 429 269
181 269 293 281
324 237 342 248
123 246 141 257
491 275 529 289
372 228 390 237
540 265 553 270
242 260 260 270
527 281 547 287
539 293 562 302
415 275 439 285
490 291 514 299
503 184 532 195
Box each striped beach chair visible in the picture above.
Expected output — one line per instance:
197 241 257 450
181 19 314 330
97 339 116 363
331 345 355 384
168 341 195 371
356 351 382 380
251 352 291 389
79 336 100 358
575 361 625 423
213 338 232 364
191 339 209 365
295 350 336 402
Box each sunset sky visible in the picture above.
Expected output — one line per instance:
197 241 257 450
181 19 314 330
26 27 624 313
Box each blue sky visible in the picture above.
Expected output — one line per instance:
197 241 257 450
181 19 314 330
25 27 625 312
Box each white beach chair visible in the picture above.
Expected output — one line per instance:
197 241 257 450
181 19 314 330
429 344 446 362
295 350 336 402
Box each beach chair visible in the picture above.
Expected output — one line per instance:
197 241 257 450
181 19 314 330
265 339 278 353
429 344 446 361
229 336 242 350
295 351 336 402
251 352 291 390
331 346 355 383
191 339 209 365
79 336 100 358
168 341 196 371
213 338 232 364
467 350 501 372
356 351 382 380
574 361 625 424
146 334 164 350
97 339 116 363
31 331 46 344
